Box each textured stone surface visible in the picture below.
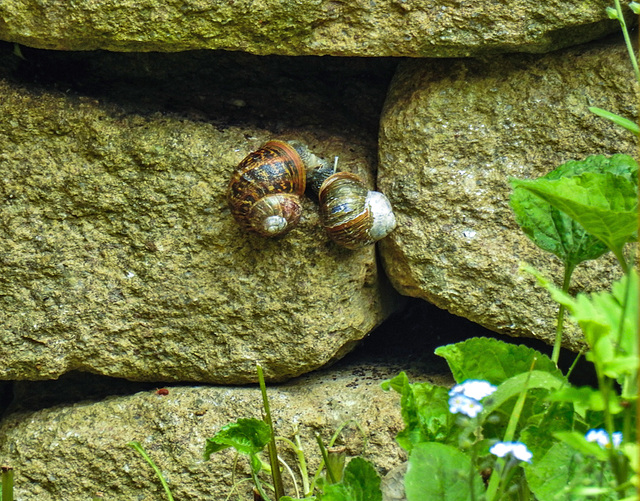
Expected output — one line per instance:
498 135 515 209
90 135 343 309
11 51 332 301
0 0 629 57
0 361 452 500
0 46 399 383
378 36 638 350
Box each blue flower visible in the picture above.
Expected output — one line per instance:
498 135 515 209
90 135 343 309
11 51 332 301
585 429 623 449
490 441 533 463
449 380 497 400
448 393 484 418
447 380 497 418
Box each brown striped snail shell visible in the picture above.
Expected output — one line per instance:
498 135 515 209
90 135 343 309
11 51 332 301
317 171 396 249
227 140 326 237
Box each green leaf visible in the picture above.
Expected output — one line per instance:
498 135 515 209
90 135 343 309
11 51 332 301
547 386 621 415
589 107 640 135
526 441 617 500
553 431 609 461
435 337 562 385
510 154 637 267
317 458 382 501
482 371 566 417
381 371 408 393
404 442 484 501
203 418 271 459
511 170 638 259
526 267 638 399
519 401 575 460
382 372 453 452
479 371 567 443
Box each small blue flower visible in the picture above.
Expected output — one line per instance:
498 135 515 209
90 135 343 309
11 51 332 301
449 393 484 418
449 380 497 401
585 429 623 449
490 441 533 463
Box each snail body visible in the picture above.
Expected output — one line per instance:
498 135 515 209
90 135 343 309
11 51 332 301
317 171 396 249
228 140 316 237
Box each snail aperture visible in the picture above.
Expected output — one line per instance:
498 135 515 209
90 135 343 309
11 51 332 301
317 171 396 250
228 140 320 237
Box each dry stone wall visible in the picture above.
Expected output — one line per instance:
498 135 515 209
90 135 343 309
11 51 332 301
0 2 637 499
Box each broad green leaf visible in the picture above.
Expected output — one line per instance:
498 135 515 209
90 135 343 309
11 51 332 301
382 372 453 452
404 442 484 501
510 154 637 267
317 457 382 501
526 441 617 500
203 418 271 459
511 170 638 258
519 402 575 460
435 337 562 385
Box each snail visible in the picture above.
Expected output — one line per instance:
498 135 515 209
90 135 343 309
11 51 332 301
312 161 397 250
227 140 326 237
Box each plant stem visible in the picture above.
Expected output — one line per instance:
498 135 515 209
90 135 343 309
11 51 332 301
468 449 477 501
1 466 14 501
257 365 285 500
485 360 536 501
611 247 629 275
552 262 576 364
484 459 503 501
315 435 338 484
613 0 640 83
250 466 272 501
276 434 310 496
564 349 584 381
127 442 174 501
597 375 627 497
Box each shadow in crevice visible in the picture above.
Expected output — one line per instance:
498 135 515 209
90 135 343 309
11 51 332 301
1 42 398 137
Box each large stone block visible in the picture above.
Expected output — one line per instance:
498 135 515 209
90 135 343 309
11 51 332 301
378 37 637 350
0 0 629 56
0 48 399 383
0 361 443 500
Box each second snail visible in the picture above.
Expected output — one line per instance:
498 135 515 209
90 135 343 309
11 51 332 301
227 140 396 249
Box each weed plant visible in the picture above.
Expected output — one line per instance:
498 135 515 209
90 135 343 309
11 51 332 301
382 3 639 499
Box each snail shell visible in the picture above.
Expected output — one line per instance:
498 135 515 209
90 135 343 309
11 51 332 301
228 140 313 237
318 171 396 249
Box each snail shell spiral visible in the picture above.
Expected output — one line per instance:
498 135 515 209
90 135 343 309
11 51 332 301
227 140 308 237
318 171 396 249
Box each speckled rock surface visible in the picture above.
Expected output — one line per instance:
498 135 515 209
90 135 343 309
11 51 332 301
0 360 452 500
378 37 638 350
0 46 399 383
0 0 629 57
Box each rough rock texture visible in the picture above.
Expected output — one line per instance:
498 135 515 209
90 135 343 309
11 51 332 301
0 46 399 383
378 36 638 351
0 0 629 57
0 361 452 500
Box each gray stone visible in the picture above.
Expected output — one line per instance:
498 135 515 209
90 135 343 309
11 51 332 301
381 462 407 501
0 0 630 57
378 37 637 351
0 49 399 383
0 362 452 500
